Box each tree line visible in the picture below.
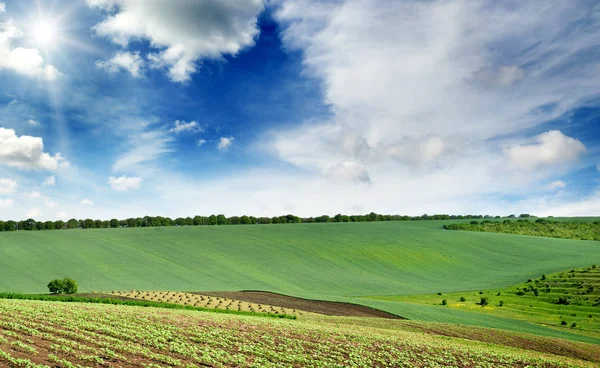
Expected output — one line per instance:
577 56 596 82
443 218 600 241
0 213 516 232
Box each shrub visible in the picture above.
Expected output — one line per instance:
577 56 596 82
554 296 571 305
571 322 577 328
516 291 525 296
441 299 447 306
437 292 442 296
499 300 504 307
561 320 567 326
541 274 546 280
47 279 64 294
470 220 479 225
479 297 489 306
533 289 539 296
478 291 483 295
459 296 466 302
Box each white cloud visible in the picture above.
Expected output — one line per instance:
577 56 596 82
27 119 39 126
0 128 68 170
503 131 586 170
197 139 207 147
0 198 14 208
87 0 264 82
96 51 144 77
218 136 234 151
546 180 566 190
43 175 56 186
0 178 17 194
170 120 202 134
0 3 5 13
324 161 371 184
113 129 172 172
29 191 42 199
0 20 61 80
108 175 142 191
271 0 600 186
80 199 94 205
56 211 68 219
26 208 41 218
44 198 56 208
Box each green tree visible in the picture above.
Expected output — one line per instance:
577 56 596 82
47 279 64 294
110 219 119 228
54 220 65 230
62 278 78 294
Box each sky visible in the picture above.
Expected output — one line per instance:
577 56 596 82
0 0 599 221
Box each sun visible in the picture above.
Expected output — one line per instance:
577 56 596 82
33 20 58 45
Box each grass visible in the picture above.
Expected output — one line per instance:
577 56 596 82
362 265 600 339
0 221 599 340
0 298 598 367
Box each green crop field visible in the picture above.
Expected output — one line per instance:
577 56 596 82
1 221 599 342
0 299 599 367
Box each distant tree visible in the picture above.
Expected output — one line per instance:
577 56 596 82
101 220 110 228
54 220 65 230
193 216 205 226
228 216 241 225
62 278 78 294
240 215 252 225
44 221 55 230
22 218 36 231
519 214 531 218
5 220 16 231
0 221 4 231
216 214 227 225
83 219 95 229
35 221 45 231
47 279 64 294
94 220 103 229
508 214 516 218
479 297 490 306
110 219 119 228
175 217 185 226
66 219 79 229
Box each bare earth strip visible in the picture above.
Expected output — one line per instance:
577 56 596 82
196 291 405 319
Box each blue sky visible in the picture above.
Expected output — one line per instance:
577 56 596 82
0 0 599 220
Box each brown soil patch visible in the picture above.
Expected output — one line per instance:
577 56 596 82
194 291 405 319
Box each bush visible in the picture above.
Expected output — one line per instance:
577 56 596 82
479 297 489 306
561 320 567 326
47 279 64 294
533 289 539 296
571 322 577 328
441 299 447 306
459 296 466 302
499 300 504 307
516 291 525 296
47 278 78 295
554 296 571 305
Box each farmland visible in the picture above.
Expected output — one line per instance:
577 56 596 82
0 298 599 367
1 220 599 342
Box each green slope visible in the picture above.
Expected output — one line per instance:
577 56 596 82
1 221 599 340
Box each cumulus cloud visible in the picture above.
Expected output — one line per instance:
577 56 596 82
0 128 68 170
503 131 586 170
96 51 144 77
43 175 56 186
0 20 61 80
170 120 202 134
324 161 371 184
80 199 94 205
88 0 264 82
27 119 39 126
0 198 14 208
0 178 17 194
546 180 566 190
108 175 142 191
272 0 600 185
197 139 207 147
218 136 234 151
26 208 41 218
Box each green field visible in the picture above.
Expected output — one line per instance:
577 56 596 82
1 299 598 367
1 221 599 342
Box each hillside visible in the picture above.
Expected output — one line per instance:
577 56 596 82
1 221 599 341
0 299 598 367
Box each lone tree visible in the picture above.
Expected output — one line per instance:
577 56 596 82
47 278 78 294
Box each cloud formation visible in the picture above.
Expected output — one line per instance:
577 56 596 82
0 178 17 194
272 0 600 184
0 128 68 171
96 51 144 77
0 20 60 80
80 199 94 205
0 198 14 208
88 0 264 82
503 131 586 170
170 120 202 134
218 136 234 151
43 176 56 186
108 175 142 191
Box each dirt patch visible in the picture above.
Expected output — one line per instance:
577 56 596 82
193 291 405 319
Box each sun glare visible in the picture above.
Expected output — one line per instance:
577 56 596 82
33 20 58 45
